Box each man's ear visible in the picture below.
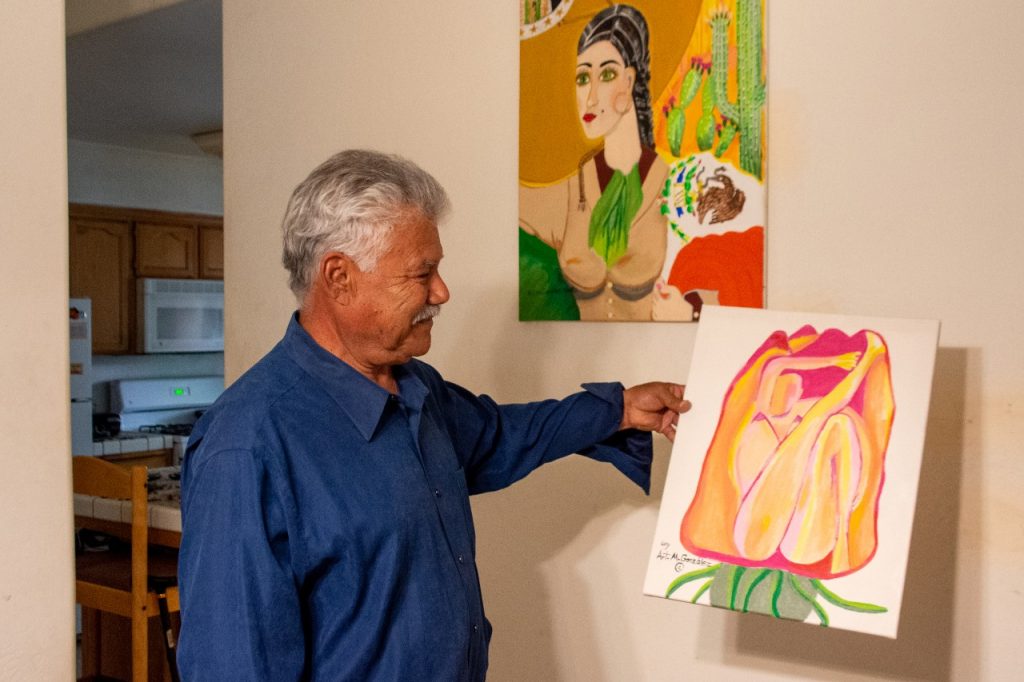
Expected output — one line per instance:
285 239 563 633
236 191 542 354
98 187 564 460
319 251 357 304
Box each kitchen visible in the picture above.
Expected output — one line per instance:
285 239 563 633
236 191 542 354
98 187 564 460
66 1 223 679
67 0 224 456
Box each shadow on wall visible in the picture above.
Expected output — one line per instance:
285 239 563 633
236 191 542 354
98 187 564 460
459 289 674 681
715 347 974 681
444 286 976 680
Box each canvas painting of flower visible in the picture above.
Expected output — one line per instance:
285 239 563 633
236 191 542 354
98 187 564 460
643 306 939 637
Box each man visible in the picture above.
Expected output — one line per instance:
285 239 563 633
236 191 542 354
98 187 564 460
178 149 690 680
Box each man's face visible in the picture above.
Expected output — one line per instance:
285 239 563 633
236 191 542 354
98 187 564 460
345 209 449 367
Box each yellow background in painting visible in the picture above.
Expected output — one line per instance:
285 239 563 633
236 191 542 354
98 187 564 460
519 0 702 185
652 0 756 173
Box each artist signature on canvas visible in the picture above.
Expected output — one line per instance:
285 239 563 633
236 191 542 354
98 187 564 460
655 542 712 573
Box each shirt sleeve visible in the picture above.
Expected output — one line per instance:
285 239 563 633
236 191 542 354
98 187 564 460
177 445 306 681
437 380 653 495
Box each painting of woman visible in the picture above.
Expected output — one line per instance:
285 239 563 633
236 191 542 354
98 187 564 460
519 4 671 321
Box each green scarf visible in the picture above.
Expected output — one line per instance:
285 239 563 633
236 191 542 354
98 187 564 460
588 164 643 267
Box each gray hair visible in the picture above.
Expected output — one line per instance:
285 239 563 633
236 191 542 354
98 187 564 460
281 149 450 301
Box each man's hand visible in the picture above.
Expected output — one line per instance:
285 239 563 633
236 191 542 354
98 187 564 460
621 382 691 441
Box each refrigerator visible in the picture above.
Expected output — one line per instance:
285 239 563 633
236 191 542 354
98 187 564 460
69 298 93 456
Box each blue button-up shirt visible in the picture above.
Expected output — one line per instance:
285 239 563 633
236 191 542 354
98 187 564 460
178 315 652 681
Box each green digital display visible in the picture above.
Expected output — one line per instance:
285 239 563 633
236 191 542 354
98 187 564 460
174 388 185 396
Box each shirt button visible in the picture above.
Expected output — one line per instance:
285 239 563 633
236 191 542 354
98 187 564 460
457 554 464 564
434 489 441 498
472 624 479 633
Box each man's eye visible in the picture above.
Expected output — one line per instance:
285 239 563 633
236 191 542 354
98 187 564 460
599 67 618 83
575 72 590 86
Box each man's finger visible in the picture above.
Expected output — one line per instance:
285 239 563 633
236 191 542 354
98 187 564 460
662 422 676 443
664 383 690 412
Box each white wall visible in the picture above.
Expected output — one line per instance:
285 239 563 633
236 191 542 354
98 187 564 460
68 138 223 215
0 1 76 680
223 1 1023 680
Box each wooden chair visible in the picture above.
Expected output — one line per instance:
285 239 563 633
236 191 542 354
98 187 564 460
73 457 180 682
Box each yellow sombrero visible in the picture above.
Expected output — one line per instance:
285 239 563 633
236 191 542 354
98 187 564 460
519 0 701 185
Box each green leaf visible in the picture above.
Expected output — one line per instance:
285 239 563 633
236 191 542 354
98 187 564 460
788 573 829 626
691 579 713 604
740 569 773 613
666 564 720 599
810 579 888 614
729 566 747 610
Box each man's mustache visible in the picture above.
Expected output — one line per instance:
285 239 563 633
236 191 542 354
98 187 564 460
413 305 441 324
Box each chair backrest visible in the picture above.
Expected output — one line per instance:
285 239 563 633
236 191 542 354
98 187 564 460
73 457 150 614
73 456 149 541
74 458 181 681
73 456 132 499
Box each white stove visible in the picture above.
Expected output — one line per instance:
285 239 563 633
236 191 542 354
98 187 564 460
93 376 224 463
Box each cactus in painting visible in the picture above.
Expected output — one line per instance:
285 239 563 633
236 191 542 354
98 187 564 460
710 0 766 178
661 1 764 174
523 0 543 24
695 73 717 152
715 119 738 158
666 107 685 157
664 59 707 157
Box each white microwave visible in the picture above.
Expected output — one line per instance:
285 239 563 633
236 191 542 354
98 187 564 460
137 278 224 353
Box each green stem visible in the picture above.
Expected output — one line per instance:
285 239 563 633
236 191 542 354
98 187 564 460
691 579 713 604
770 571 784 618
741 569 772 613
788 574 829 626
666 564 720 598
729 566 747 610
810 579 888 613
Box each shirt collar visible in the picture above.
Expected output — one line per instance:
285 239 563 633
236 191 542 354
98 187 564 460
281 313 429 441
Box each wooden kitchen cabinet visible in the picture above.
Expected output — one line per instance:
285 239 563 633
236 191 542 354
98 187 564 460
198 224 224 279
135 222 199 278
69 217 134 354
69 204 223 354
136 218 223 280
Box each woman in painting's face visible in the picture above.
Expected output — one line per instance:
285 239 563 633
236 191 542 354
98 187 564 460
575 40 636 140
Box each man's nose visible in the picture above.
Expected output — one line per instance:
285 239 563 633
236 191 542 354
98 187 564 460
429 271 450 305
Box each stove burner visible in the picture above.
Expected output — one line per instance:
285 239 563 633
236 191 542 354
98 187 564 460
139 423 194 436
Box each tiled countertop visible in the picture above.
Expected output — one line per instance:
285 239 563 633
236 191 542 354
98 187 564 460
73 465 181 533
90 433 178 456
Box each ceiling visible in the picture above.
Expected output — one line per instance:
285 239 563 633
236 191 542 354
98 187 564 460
65 0 222 157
